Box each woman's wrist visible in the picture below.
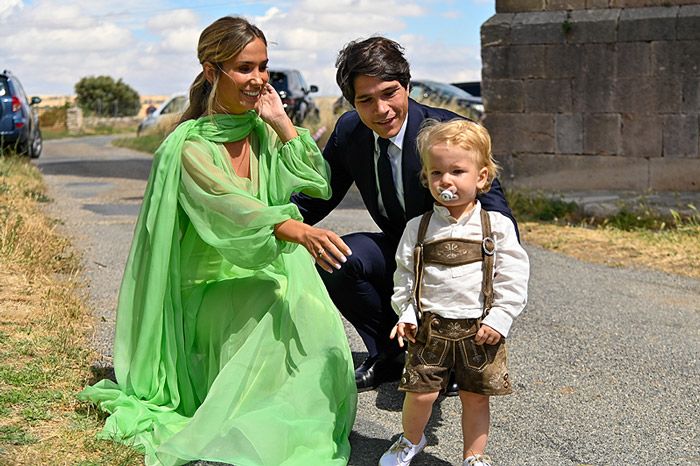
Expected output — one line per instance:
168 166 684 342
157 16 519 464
268 115 298 143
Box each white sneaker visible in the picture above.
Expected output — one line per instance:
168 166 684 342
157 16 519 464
378 434 427 466
463 454 494 466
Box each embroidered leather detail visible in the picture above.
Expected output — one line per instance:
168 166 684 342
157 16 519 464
422 238 483 266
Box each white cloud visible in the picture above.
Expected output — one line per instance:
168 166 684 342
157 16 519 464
146 8 198 31
1 0 485 98
0 0 23 20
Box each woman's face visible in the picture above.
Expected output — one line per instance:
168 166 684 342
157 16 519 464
206 37 269 115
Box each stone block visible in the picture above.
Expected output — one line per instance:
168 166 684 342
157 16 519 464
525 79 573 112
652 41 684 77
482 79 525 112
508 45 547 78
568 9 620 43
544 44 583 79
663 115 699 158
496 0 545 13
622 114 662 158
584 113 622 155
481 14 513 46
619 6 678 42
655 77 683 113
511 11 568 44
649 158 700 191
616 42 652 78
681 77 700 113
503 153 650 190
573 74 616 113
587 0 609 8
678 5 700 40
680 40 700 76
556 114 584 154
614 78 656 114
582 43 616 75
483 113 519 155
548 0 586 10
481 46 509 79
484 113 555 155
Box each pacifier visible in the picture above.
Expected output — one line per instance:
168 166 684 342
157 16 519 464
439 189 459 202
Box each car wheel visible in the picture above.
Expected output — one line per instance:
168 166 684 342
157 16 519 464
29 128 42 159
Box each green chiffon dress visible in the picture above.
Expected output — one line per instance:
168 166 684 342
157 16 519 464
79 113 357 466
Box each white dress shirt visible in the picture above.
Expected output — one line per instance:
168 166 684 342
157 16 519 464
391 201 530 338
373 116 408 215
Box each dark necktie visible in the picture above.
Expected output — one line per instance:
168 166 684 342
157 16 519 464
376 137 405 224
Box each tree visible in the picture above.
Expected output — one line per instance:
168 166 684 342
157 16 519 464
74 76 141 117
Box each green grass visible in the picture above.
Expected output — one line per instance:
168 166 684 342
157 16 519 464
506 189 699 232
112 132 166 154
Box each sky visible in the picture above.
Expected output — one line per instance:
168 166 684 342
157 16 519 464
1 0 496 97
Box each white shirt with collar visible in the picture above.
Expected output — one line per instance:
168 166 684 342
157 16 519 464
391 201 530 338
373 115 408 215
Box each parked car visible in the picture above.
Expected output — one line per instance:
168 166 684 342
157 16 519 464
451 81 482 97
0 69 42 158
409 79 484 121
137 93 188 136
269 69 319 125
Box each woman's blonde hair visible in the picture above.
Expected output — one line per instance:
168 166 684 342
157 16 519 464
180 16 267 122
416 119 501 193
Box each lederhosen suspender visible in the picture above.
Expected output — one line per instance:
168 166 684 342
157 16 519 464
411 208 495 327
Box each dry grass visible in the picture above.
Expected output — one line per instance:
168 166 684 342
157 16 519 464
522 221 700 279
0 155 141 466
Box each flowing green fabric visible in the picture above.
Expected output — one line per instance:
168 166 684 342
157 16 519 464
79 112 357 466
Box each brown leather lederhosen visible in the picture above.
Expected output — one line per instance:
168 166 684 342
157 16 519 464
411 208 495 346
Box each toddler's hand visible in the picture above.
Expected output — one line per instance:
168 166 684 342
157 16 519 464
389 322 417 348
474 324 502 345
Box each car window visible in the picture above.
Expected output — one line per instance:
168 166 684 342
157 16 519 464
297 72 309 92
14 79 29 104
161 96 187 114
269 72 288 92
0 78 8 97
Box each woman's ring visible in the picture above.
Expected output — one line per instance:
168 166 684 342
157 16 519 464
317 249 324 257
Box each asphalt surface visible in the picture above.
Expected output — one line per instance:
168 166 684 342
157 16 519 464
34 135 700 466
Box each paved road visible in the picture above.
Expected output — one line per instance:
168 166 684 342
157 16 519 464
35 136 700 466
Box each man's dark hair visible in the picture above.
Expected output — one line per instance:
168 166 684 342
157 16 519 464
335 36 411 106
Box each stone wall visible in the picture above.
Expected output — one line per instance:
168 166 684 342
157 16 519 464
482 1 700 191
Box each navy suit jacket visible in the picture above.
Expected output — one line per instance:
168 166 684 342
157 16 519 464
294 98 517 244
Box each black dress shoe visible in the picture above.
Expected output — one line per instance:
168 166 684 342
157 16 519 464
442 371 459 397
355 355 380 392
355 352 405 392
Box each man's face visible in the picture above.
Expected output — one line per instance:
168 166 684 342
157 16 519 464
352 75 409 139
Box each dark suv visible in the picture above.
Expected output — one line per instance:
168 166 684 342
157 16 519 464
0 70 42 158
269 69 319 126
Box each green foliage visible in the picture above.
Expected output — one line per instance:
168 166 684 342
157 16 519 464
74 76 141 117
112 132 167 154
506 189 581 222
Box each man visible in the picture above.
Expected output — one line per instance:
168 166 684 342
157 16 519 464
294 37 517 393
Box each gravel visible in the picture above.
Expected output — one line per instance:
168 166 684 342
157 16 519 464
35 136 700 466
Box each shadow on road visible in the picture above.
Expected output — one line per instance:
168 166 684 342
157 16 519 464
37 158 153 180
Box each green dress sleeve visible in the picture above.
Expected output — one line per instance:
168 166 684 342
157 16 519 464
178 136 303 270
257 125 331 206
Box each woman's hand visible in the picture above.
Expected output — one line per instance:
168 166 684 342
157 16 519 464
389 322 416 348
256 83 297 142
274 219 351 273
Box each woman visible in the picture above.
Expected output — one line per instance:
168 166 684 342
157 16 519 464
79 16 356 466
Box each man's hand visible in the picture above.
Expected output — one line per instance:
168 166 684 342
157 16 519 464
474 324 502 345
389 322 417 348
